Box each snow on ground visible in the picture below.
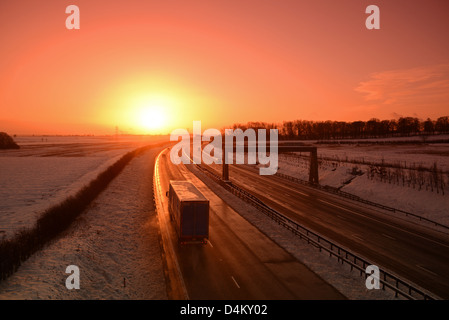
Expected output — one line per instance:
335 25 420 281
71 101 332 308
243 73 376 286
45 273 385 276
1 136 445 300
304 133 449 144
0 156 121 237
313 143 449 172
186 164 400 300
0 135 166 238
343 175 449 227
275 142 449 227
0 148 167 299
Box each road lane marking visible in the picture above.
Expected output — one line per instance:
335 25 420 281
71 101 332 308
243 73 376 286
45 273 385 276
318 199 359 215
231 165 310 197
382 233 396 241
231 276 240 289
208 240 214 248
416 264 438 277
352 234 365 242
317 198 449 249
154 150 190 300
294 190 310 197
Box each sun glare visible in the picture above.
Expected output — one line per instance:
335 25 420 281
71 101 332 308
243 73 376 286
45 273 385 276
125 92 174 134
138 105 168 133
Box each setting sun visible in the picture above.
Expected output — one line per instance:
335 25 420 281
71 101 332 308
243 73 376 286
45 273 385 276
138 105 168 132
119 91 177 135
1 0 449 304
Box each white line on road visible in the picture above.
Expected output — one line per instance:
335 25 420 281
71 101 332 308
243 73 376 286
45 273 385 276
295 190 310 197
318 198 449 249
416 264 438 277
231 276 240 289
232 166 311 197
318 199 359 215
352 234 365 242
154 150 190 300
208 240 214 248
382 233 396 241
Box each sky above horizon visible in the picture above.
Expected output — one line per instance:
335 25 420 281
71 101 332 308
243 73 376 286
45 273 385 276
1 0 449 135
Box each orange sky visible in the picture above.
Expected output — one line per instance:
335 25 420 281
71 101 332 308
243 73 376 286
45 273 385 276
1 0 449 135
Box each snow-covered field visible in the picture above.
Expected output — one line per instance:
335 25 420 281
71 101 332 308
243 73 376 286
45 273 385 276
313 142 449 172
1 135 447 300
0 148 167 299
276 140 449 227
0 135 166 238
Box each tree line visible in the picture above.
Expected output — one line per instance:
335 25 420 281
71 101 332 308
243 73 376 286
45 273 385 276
228 116 449 140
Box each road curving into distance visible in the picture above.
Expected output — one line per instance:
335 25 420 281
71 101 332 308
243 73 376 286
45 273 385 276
154 148 346 300
208 163 449 299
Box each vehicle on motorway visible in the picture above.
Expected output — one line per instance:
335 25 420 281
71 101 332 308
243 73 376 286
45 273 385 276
168 180 210 244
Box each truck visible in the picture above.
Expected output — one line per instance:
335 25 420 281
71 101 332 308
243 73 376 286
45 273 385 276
168 180 210 244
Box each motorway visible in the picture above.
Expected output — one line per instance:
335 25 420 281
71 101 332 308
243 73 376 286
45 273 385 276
154 148 346 300
205 163 449 299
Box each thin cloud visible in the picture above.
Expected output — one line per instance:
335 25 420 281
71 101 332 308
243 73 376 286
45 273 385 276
355 64 449 108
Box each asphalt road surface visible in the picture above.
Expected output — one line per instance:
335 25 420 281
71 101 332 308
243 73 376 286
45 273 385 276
155 148 346 300
207 163 449 299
